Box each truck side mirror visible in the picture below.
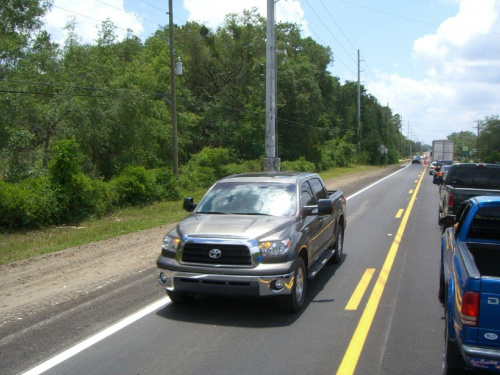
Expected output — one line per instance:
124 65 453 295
439 215 456 229
183 197 197 212
318 199 334 216
433 176 443 185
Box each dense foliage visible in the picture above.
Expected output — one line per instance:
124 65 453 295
1 2 497 229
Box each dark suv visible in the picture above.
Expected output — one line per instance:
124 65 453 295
412 156 421 164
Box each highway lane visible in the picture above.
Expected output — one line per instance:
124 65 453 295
24 163 449 375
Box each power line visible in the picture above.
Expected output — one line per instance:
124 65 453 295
286 0 357 77
95 0 163 28
335 0 440 27
304 0 356 65
138 0 185 24
51 4 155 41
319 0 357 52
1 79 348 133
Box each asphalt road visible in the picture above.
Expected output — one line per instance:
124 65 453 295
6 164 459 375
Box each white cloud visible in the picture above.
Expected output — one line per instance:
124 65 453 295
413 0 499 77
183 0 308 32
44 0 144 45
370 0 500 144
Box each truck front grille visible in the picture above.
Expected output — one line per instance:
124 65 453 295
182 243 252 266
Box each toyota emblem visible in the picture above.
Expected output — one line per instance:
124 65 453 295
208 249 222 259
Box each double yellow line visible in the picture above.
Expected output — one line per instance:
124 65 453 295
336 169 425 375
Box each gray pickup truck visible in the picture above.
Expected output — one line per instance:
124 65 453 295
436 163 500 226
157 172 346 312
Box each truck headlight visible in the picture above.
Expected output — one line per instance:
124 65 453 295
259 239 291 256
162 235 181 253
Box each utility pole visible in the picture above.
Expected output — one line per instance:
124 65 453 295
356 49 361 152
264 0 280 171
474 119 481 161
408 122 412 157
168 0 178 177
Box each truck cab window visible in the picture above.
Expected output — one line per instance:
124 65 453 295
309 178 327 201
301 183 315 206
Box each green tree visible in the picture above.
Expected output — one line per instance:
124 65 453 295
0 0 52 74
479 116 500 162
447 131 476 160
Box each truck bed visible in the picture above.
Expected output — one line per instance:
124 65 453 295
467 242 500 277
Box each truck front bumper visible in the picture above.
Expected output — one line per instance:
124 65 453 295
157 258 296 297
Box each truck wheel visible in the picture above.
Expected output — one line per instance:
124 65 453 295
331 225 344 264
438 267 445 302
278 257 306 312
442 312 468 374
167 290 195 304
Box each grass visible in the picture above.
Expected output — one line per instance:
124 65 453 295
319 164 384 180
0 164 391 265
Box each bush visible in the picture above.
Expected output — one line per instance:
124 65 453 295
150 168 180 201
111 166 179 206
178 147 240 190
48 139 114 221
0 177 60 229
321 137 357 170
0 180 26 228
70 174 115 219
281 157 316 172
178 165 218 191
49 139 84 186
111 166 153 206
387 149 399 164
223 159 262 175
484 151 500 164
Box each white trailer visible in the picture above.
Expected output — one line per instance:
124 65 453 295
432 140 454 161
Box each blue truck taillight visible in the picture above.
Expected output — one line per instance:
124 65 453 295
461 292 480 327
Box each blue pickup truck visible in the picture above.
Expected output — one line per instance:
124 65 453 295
440 196 500 373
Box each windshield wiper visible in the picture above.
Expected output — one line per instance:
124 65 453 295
232 212 271 216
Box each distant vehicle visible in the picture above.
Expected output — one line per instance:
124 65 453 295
433 160 453 178
429 161 438 175
412 155 421 164
432 139 455 162
440 196 500 373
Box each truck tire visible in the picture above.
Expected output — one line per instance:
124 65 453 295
442 312 468 374
331 224 344 264
438 267 445 302
167 290 195 304
278 257 306 312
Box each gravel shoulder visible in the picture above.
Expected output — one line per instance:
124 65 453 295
0 165 404 326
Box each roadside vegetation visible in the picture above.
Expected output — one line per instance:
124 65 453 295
0 163 384 265
2 2 498 262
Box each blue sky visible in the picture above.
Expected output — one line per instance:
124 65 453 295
44 0 500 145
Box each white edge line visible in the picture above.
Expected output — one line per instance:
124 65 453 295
22 297 171 375
21 164 410 374
346 165 409 201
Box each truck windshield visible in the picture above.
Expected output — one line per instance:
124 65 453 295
196 182 297 217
